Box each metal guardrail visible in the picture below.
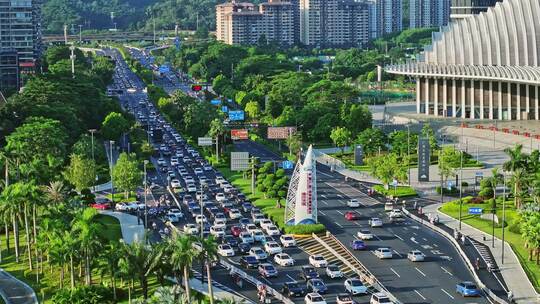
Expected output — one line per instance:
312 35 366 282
313 150 346 170
311 233 402 304
401 207 508 304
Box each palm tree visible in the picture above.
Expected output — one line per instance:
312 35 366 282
503 144 526 172
100 240 123 299
0 183 25 263
49 231 71 288
118 240 162 300
512 168 527 209
199 236 219 304
167 233 197 300
71 207 103 285
43 181 67 207
520 212 540 263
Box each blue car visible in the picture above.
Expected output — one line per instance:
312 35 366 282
351 240 366 250
307 278 328 294
456 282 480 297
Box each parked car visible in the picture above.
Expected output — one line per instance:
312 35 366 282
389 209 403 218
336 293 354 304
249 247 268 260
456 282 480 297
230 225 242 237
264 241 283 255
344 278 368 295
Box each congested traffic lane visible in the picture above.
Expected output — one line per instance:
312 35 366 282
315 164 491 304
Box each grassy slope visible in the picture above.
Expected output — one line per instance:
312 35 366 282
440 199 539 291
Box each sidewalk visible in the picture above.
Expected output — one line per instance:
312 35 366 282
0 269 38 304
424 203 539 304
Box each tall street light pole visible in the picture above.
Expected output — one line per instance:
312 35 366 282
501 172 507 264
144 160 148 228
89 129 97 190
407 124 411 185
458 148 463 230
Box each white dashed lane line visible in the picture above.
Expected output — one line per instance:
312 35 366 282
441 288 455 299
336 223 343 228
415 267 427 277
393 250 402 258
390 268 401 278
440 266 453 276
394 234 404 241
414 290 427 300
319 211 327 216
336 210 343 215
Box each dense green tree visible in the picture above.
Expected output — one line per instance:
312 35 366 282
421 123 438 151
112 153 142 198
101 112 131 141
355 128 387 155
340 104 372 137
389 130 418 155
330 127 352 154
64 154 97 192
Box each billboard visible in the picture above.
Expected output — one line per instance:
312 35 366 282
418 138 430 182
231 152 250 171
229 110 245 121
231 129 248 140
267 127 297 139
354 145 364 166
198 137 213 146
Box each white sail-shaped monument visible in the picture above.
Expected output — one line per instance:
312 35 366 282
285 145 318 225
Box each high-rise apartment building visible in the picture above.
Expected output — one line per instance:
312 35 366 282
368 0 403 37
450 0 501 20
216 0 295 46
410 0 450 28
0 0 42 91
0 49 19 92
299 0 369 47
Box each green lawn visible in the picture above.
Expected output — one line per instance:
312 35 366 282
95 214 123 241
106 193 137 203
331 153 370 171
440 198 540 292
373 185 417 198
219 167 325 235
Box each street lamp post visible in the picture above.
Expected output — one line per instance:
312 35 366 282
144 160 148 228
407 124 411 185
89 129 97 190
501 172 507 264
109 140 115 204
458 148 463 230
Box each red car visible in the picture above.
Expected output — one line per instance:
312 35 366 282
344 211 360 221
230 225 242 237
91 198 112 210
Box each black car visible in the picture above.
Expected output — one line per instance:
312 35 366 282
282 282 307 298
240 255 259 269
300 266 319 281
242 202 253 213
223 235 239 247
238 242 251 254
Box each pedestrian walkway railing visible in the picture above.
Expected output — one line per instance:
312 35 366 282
313 149 346 170
311 233 402 304
402 207 509 304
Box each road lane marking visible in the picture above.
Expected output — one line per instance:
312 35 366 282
337 211 343 215
393 250 402 258
441 288 455 299
321 201 329 205
394 234 404 241
413 232 418 236
321 194 327 198
336 223 343 228
354 222 361 226
374 234 382 241
320 172 333 178
414 290 426 300
410 237 419 244
415 267 427 277
337 194 343 198
423 238 428 241
286 274 296 282
440 266 453 276
390 268 401 277
319 211 327 216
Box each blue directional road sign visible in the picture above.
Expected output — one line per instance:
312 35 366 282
229 110 245 121
211 99 221 105
282 161 294 170
221 106 228 113
468 207 483 215
158 65 170 73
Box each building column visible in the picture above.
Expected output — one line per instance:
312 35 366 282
461 80 466 119
443 79 448 117
425 78 430 115
452 79 457 117
536 86 539 120
470 80 475 119
489 81 494 119
479 81 484 120
507 82 512 121
416 78 421 114
516 84 521 120
526 84 530 120
434 79 439 116
498 82 503 120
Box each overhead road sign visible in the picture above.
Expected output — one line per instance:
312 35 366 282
231 129 248 140
229 110 245 121
198 137 213 146
282 160 294 170
211 99 221 105
267 127 297 139
231 152 250 171
468 207 483 215
221 106 228 113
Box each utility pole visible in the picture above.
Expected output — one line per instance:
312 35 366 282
407 124 411 185
152 10 156 44
501 172 506 264
251 156 256 194
63 24 68 44
69 46 76 78
109 140 115 204
215 135 220 164
144 160 148 228
89 129 97 190
79 25 83 42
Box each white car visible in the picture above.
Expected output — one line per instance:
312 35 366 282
252 214 266 224
265 225 281 236
374 248 393 259
218 244 235 257
228 209 242 219
169 208 183 218
166 212 181 223
309 255 328 268
389 209 402 218
273 253 294 266
213 219 227 229
249 247 268 260
344 278 368 295
186 184 197 192
370 292 392 304
125 202 139 211
195 215 207 224
240 232 254 244
183 224 198 235
194 168 203 175
157 158 166 166
215 193 226 202
251 230 266 242
264 241 283 255
357 229 374 240
325 264 343 278
170 157 179 166
407 250 425 262
245 224 258 234
215 176 226 184
384 203 394 212
370 217 383 227
347 199 360 208
115 202 129 211
280 235 296 247
210 226 225 238
305 293 327 304
259 219 273 230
